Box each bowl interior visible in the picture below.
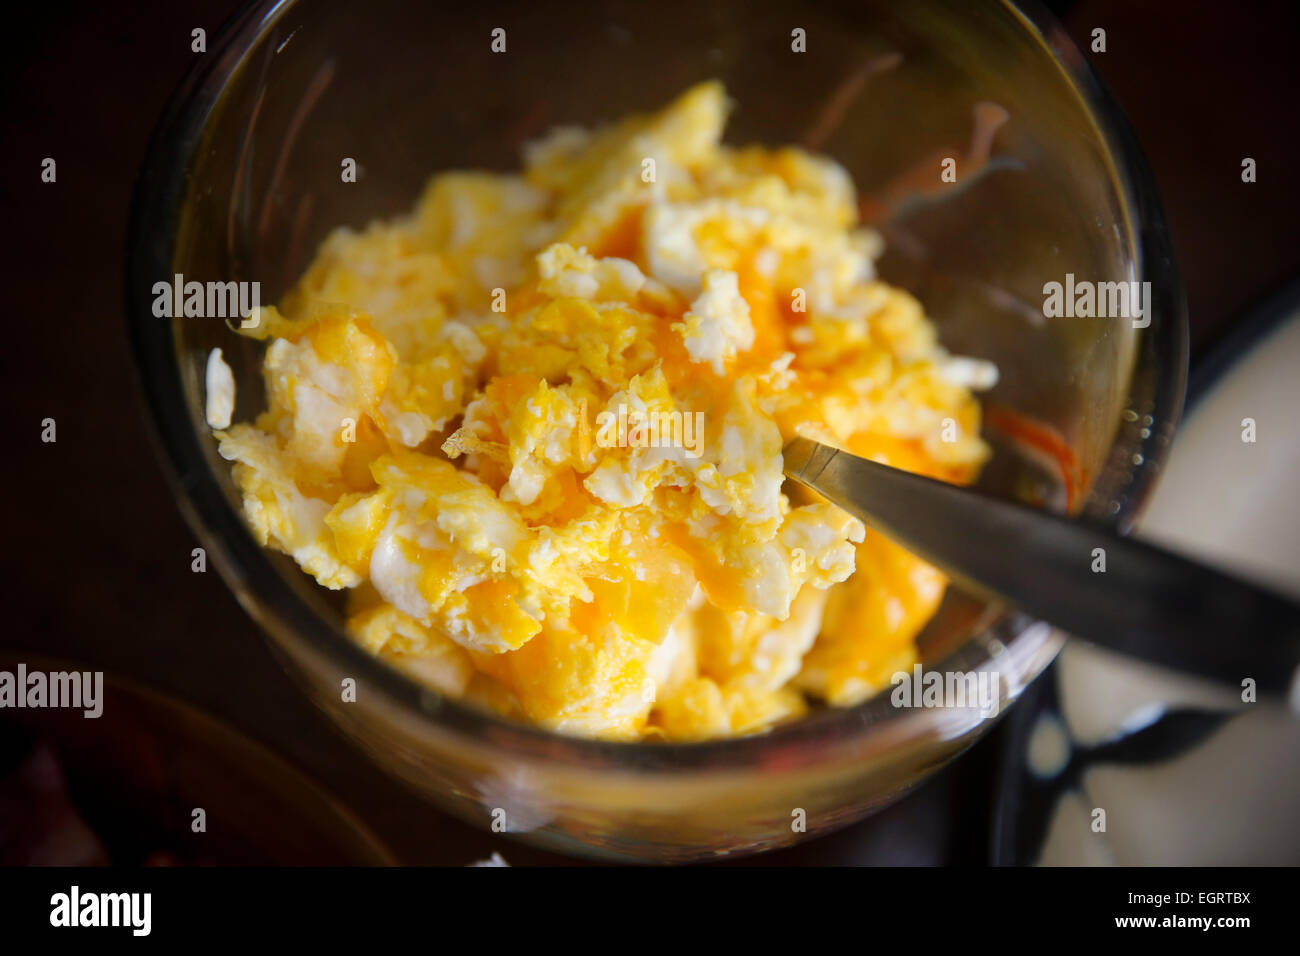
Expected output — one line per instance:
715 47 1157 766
132 0 1181 746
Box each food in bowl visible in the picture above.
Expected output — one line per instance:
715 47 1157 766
208 81 996 741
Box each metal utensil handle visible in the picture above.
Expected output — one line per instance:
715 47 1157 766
784 437 1300 698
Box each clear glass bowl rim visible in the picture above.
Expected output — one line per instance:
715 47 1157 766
125 0 1189 772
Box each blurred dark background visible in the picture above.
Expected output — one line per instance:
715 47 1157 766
1 0 1298 864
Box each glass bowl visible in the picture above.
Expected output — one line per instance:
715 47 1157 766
126 0 1186 861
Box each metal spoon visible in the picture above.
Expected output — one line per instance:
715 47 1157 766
783 436 1300 704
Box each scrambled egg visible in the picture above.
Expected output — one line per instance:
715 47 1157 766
210 82 995 741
